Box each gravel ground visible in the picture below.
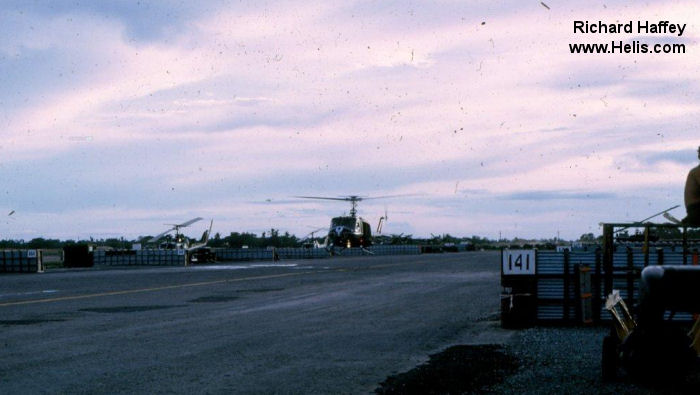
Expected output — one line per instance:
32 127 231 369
495 326 700 394
493 326 620 394
376 325 700 394
376 344 518 394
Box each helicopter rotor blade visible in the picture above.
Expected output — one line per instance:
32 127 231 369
613 205 681 234
175 217 203 228
359 194 411 200
302 227 328 240
152 227 176 242
296 194 416 202
151 217 204 242
295 196 361 202
663 212 681 224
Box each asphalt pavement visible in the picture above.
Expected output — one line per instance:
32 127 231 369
1 251 508 394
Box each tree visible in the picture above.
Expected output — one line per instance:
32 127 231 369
208 232 224 247
579 233 597 242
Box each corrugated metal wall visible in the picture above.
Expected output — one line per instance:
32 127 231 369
93 249 186 266
213 248 274 261
1 250 43 273
504 248 699 325
369 245 421 255
56 245 423 268
212 245 421 261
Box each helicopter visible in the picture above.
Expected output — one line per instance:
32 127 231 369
301 227 328 249
296 195 391 252
148 217 212 251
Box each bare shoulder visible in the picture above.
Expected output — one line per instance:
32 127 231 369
692 165 700 179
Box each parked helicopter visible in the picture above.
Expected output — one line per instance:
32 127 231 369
301 227 328 249
148 217 213 251
296 195 391 252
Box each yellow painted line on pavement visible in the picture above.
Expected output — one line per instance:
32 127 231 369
0 271 314 307
368 262 421 270
0 259 420 308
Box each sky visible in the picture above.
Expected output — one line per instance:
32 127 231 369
1 0 698 241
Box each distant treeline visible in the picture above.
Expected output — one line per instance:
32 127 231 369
0 229 305 250
0 230 552 250
0 229 301 250
3 228 698 250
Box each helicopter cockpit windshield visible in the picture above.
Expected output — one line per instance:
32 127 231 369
331 217 357 229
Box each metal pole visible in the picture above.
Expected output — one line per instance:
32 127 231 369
603 224 614 297
643 225 650 267
683 225 688 265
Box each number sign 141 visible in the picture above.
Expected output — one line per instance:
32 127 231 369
502 249 536 275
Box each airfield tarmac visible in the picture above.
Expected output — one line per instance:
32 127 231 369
4 251 698 394
1 251 509 394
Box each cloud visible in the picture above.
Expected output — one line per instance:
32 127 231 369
636 149 698 166
0 1 233 42
501 190 616 201
2 0 700 241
